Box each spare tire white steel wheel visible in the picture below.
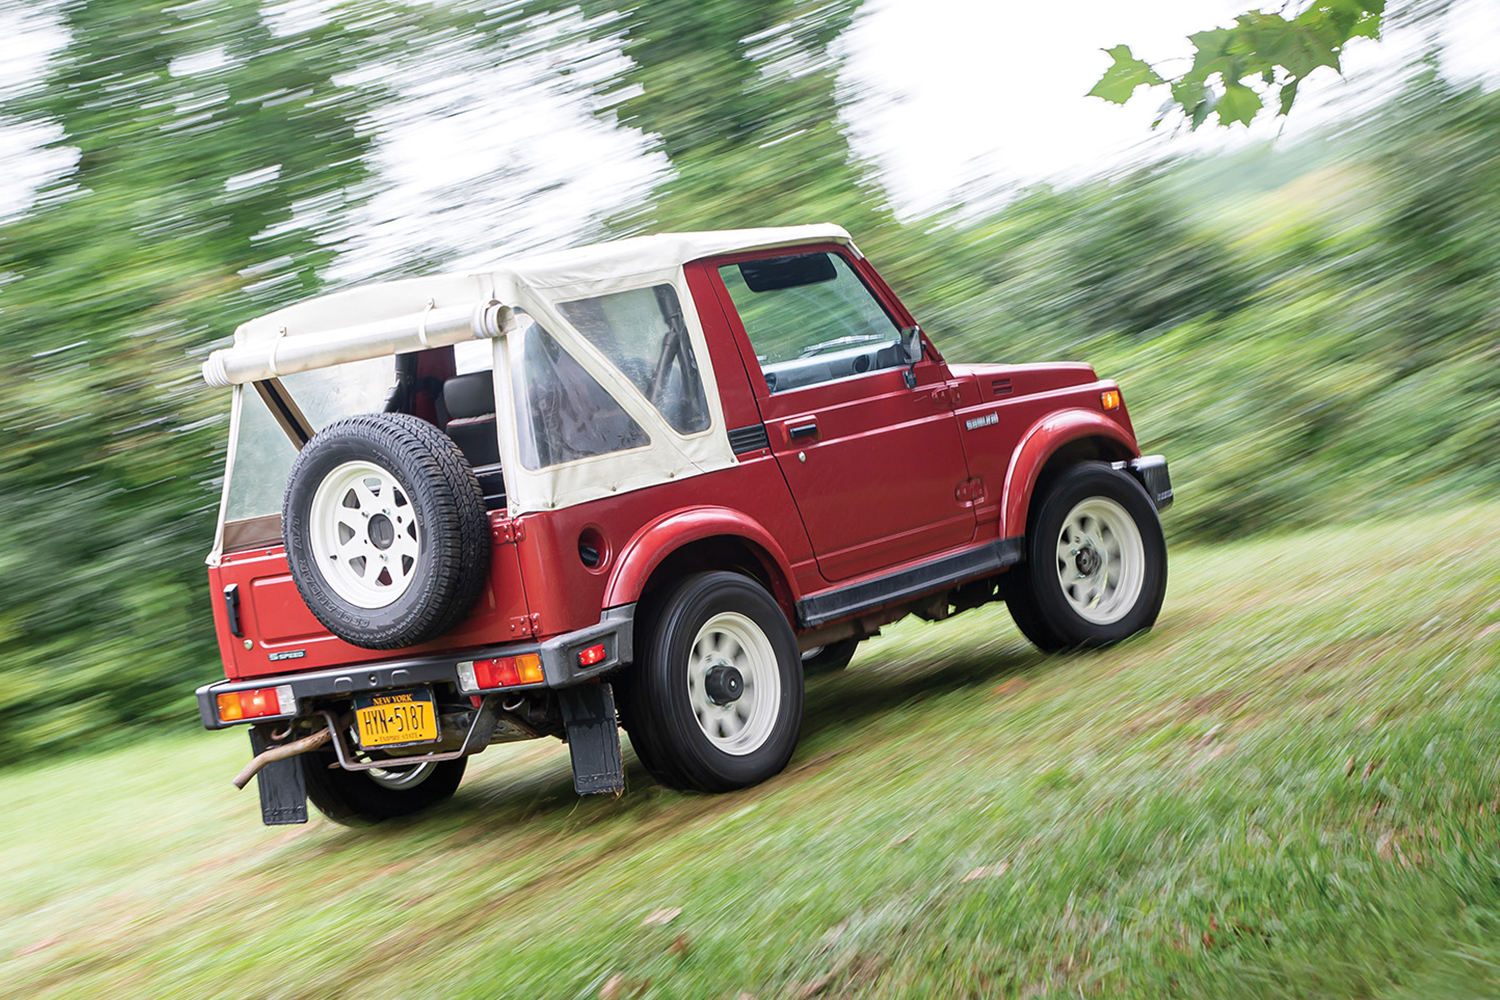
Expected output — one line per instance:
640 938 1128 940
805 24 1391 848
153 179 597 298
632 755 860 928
619 571 803 792
1005 461 1167 651
283 412 489 650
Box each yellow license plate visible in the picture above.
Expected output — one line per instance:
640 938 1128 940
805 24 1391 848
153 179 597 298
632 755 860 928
353 688 439 749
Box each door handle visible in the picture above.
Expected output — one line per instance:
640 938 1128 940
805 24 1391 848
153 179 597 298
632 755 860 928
787 420 819 440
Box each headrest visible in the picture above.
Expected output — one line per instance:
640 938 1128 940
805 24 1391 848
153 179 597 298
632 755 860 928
443 370 495 420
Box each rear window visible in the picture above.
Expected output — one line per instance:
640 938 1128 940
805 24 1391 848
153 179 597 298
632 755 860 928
223 357 396 523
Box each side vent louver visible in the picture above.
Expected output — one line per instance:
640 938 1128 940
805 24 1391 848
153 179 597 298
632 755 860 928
990 378 1013 397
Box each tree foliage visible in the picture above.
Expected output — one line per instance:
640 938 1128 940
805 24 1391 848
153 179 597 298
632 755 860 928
1090 1 1385 127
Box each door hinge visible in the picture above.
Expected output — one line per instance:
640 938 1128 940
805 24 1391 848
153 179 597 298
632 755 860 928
492 518 526 544
931 384 961 408
509 613 541 637
954 477 986 506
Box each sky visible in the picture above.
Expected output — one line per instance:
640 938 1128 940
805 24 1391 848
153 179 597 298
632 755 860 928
2 0 1498 266
843 0 1500 215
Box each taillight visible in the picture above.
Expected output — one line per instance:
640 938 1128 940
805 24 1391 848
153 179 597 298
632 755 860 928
578 644 607 667
457 653 544 692
216 685 295 723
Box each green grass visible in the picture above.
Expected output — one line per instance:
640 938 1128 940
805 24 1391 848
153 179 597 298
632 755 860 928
5 506 1500 999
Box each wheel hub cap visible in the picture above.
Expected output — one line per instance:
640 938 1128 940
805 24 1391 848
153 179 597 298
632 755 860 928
703 663 744 705
1074 545 1102 576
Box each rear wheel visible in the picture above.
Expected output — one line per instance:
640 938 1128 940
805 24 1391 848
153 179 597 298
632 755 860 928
619 572 803 792
301 749 467 825
1006 462 1167 651
801 637 859 675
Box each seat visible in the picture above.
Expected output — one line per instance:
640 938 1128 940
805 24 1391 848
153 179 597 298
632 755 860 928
440 370 506 510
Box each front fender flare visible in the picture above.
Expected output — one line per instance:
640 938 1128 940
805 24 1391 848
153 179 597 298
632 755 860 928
1001 409 1138 537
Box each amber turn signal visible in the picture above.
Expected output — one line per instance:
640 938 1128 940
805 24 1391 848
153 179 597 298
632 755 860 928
1100 389 1121 410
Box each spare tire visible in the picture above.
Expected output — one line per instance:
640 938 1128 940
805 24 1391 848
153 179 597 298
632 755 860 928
282 412 489 650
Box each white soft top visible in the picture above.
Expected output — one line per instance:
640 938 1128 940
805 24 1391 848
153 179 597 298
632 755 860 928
207 223 857 532
222 223 856 359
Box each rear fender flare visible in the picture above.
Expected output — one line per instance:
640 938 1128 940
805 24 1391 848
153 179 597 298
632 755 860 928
1001 409 1138 537
603 506 797 611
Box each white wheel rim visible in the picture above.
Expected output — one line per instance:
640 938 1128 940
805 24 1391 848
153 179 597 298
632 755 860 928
308 460 421 609
687 612 781 756
366 761 436 790
1055 497 1145 625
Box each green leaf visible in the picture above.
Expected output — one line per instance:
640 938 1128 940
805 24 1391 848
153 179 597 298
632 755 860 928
1278 78 1301 117
1216 81 1263 126
1088 45 1165 105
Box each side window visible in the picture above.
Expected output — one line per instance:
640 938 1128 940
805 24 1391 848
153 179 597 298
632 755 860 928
557 284 711 434
718 252 904 394
510 313 650 470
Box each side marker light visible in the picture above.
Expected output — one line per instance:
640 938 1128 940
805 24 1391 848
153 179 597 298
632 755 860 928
578 644 607 667
1101 389 1122 411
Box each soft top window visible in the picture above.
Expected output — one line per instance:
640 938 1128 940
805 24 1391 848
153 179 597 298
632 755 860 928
557 284 711 435
511 313 650 470
224 357 395 523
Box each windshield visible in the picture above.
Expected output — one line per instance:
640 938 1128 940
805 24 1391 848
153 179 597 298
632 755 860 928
223 356 396 523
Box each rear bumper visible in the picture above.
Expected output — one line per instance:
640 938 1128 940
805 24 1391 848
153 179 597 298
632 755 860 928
196 605 634 730
1118 455 1173 512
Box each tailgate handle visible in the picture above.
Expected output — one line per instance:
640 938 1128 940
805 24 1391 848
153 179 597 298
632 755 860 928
787 420 819 440
224 584 242 637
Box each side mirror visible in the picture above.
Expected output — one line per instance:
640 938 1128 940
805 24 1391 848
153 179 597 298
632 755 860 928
900 326 923 388
901 325 924 365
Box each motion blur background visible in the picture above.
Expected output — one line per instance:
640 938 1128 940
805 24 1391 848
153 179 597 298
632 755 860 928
1 0 1496 766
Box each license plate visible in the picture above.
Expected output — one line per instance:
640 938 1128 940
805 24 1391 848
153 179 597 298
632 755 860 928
353 687 439 749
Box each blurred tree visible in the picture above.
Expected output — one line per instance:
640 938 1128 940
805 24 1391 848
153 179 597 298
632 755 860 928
0 0 385 762
555 0 893 236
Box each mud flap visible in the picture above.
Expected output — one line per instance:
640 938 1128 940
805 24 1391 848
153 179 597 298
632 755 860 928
248 726 308 825
557 682 625 795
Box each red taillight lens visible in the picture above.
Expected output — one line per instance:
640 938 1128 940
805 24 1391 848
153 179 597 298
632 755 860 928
216 685 294 723
475 657 521 687
578 644 607 667
462 653 545 691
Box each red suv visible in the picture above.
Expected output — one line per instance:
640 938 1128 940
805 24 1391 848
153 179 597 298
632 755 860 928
197 224 1172 826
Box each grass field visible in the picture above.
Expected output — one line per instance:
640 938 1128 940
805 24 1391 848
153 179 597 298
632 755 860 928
5 506 1500 1000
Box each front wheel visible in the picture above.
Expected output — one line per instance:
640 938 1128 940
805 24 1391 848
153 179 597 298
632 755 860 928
619 572 803 792
1006 461 1167 651
301 750 467 825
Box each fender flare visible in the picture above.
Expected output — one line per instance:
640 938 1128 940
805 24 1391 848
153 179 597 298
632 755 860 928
1000 409 1138 537
602 505 798 610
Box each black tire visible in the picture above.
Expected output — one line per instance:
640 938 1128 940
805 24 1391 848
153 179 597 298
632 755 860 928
282 413 489 650
618 571 803 792
801 637 859 675
301 750 467 825
1006 461 1167 651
